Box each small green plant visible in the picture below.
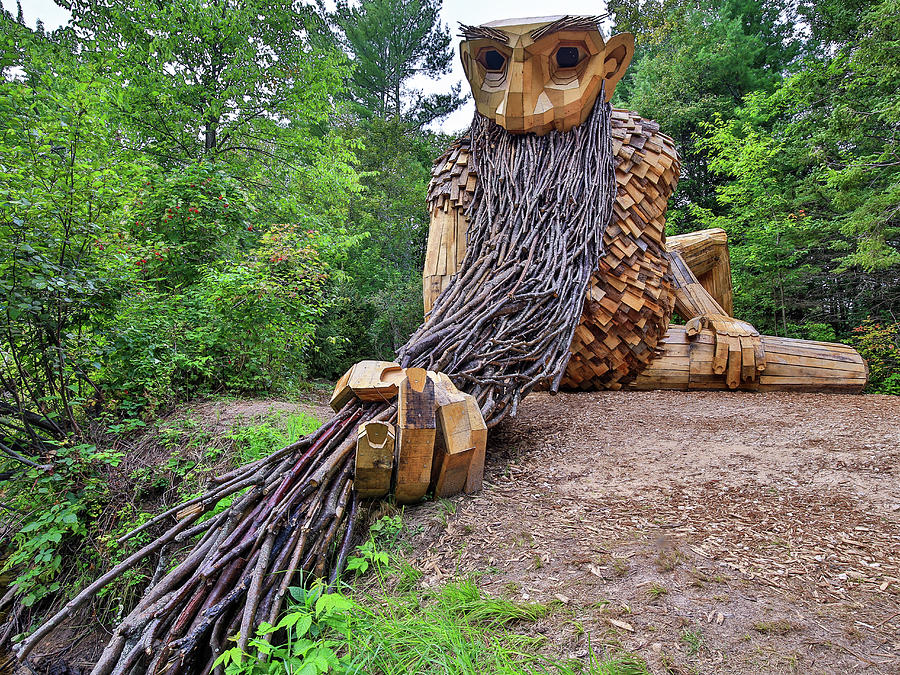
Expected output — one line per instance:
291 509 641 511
213 581 353 674
228 412 322 465
851 318 900 394
655 549 687 572
647 583 668 599
368 514 403 549
345 514 403 576
346 539 390 576
611 557 630 577
435 497 456 526
753 619 794 635
680 628 704 655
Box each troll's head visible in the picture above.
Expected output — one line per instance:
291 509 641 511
459 15 633 135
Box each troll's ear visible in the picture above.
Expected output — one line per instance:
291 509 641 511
601 33 634 101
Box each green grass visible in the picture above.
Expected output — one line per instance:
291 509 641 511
646 583 668 600
344 578 648 674
680 628 704 655
753 619 794 635
229 410 322 464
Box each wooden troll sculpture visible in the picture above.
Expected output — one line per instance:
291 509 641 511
427 15 868 393
18 16 866 675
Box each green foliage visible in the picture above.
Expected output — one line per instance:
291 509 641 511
227 411 322 465
615 0 900 334
612 0 797 218
214 581 352 675
98 224 336 410
3 444 123 607
851 319 900 394
0 21 145 447
224 573 646 675
66 0 350 163
814 0 900 272
310 118 441 377
329 0 463 126
126 162 255 287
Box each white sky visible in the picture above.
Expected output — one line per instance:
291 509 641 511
7 0 613 135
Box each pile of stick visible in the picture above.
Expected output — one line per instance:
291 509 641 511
16 98 617 674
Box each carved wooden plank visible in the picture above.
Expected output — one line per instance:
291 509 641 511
354 421 395 498
395 368 436 504
420 370 490 497
351 361 405 402
329 360 405 412
461 394 488 494
431 398 476 498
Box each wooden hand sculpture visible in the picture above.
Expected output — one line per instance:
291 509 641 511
685 313 765 389
331 361 487 503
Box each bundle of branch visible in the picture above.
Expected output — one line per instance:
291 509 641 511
16 97 616 674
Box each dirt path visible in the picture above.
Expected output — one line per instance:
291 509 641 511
401 391 900 674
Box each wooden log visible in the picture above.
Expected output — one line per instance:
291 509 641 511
627 326 867 392
330 360 405 411
395 368 436 504
354 421 395 498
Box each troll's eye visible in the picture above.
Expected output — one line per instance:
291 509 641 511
555 46 582 68
479 49 506 72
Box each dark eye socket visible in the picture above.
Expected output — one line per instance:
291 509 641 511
481 49 506 71
555 46 581 68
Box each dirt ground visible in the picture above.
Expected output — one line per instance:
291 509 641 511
400 391 900 674
22 391 899 674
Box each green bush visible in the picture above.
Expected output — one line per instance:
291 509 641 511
3 444 123 608
99 223 336 412
851 318 900 394
126 162 256 287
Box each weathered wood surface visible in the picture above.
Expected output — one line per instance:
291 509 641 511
395 368 437 503
667 228 734 315
628 326 867 392
330 360 406 412
337 368 489 501
427 372 488 496
426 110 867 393
354 421 395 498
406 97 618 423
458 17 631 135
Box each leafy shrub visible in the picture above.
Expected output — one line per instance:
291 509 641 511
786 321 838 343
851 318 900 394
126 162 256 287
214 581 353 675
99 224 336 411
3 444 123 607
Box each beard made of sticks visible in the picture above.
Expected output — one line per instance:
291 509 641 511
400 89 617 425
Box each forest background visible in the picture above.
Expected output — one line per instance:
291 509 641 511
0 0 898 646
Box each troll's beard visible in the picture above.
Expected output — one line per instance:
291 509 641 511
400 95 617 425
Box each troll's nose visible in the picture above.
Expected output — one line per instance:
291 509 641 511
497 54 526 122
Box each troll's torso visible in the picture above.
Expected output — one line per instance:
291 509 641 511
424 109 680 389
